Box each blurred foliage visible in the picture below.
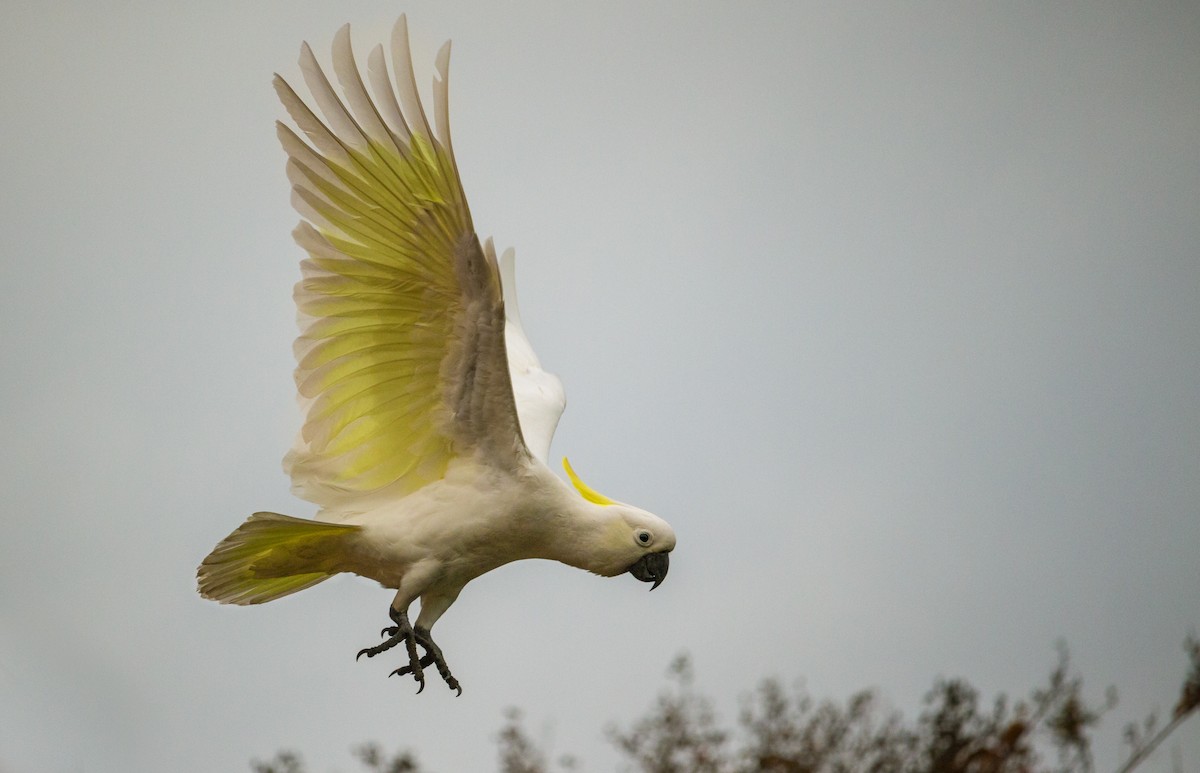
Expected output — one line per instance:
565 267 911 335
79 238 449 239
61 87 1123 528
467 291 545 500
608 653 729 773
253 637 1198 773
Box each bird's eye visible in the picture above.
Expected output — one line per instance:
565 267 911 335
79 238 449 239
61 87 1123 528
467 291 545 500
637 530 652 545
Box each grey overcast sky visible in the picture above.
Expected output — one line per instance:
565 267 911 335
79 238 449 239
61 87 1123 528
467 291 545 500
1 2 1197 771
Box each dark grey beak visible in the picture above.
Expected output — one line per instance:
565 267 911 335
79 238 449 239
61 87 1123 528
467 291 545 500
627 551 670 590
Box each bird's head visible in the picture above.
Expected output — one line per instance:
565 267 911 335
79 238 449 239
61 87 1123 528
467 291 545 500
563 458 675 588
615 505 675 590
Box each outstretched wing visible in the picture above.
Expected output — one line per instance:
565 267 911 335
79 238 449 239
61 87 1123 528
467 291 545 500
277 17 527 506
499 247 566 464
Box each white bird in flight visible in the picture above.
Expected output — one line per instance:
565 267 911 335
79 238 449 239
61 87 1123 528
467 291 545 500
196 17 675 694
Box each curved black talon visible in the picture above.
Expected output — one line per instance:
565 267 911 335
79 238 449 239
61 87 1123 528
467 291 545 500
356 633 404 661
388 667 427 691
357 607 461 694
356 642 388 661
410 626 461 695
403 629 423 688
391 653 436 678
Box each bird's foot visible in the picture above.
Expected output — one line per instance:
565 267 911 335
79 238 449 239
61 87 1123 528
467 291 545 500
356 607 461 696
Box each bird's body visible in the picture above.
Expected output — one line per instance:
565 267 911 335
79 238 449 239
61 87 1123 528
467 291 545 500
197 17 674 693
333 459 653 622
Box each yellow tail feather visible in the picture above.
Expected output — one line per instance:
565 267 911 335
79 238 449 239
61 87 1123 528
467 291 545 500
197 512 361 605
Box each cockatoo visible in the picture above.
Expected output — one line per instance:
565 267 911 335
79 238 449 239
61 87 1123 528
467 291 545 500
196 17 675 695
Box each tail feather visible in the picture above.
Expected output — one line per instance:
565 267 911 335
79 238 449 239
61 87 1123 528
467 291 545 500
197 511 361 605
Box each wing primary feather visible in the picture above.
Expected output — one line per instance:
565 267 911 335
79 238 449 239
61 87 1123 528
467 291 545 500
332 25 422 193
286 159 415 247
277 74 410 217
287 46 417 215
331 25 398 153
290 186 409 255
367 43 412 142
386 22 467 229
433 42 463 198
386 19 463 230
432 41 471 220
292 166 456 257
293 222 434 279
290 187 339 237
432 42 452 151
390 16 435 143
280 131 441 253
277 124 351 194
298 260 430 293
274 74 354 168
280 126 433 249
299 39 370 153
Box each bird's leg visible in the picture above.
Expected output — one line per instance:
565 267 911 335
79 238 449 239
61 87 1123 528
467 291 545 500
356 606 427 692
388 626 461 696
356 606 462 695
415 626 460 695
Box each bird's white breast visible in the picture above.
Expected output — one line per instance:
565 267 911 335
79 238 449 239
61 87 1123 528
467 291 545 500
328 457 569 591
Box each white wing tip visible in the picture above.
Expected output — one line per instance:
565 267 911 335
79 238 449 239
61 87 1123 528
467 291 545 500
499 247 521 322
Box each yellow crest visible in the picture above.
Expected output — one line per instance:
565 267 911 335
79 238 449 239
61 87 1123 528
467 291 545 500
562 457 616 506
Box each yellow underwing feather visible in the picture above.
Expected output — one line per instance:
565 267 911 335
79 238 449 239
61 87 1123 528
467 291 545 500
278 17 527 506
562 457 617 506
